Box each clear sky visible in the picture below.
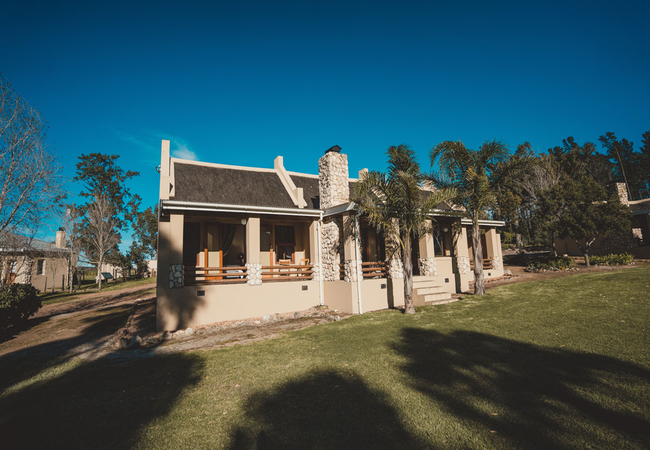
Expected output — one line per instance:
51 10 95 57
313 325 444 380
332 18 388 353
1 0 649 242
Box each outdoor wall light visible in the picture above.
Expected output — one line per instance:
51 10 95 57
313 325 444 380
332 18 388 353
443 227 449 232
240 218 248 225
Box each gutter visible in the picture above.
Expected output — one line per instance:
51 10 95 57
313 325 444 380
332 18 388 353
161 200 323 217
460 218 506 227
317 211 324 306
354 212 363 314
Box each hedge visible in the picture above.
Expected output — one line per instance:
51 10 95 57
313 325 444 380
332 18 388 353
0 283 41 331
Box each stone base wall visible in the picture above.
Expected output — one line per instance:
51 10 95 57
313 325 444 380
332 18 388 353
388 258 403 279
457 256 471 274
418 257 437 276
246 262 262 285
344 259 362 282
169 264 184 288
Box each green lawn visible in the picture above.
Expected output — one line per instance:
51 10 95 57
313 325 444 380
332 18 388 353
40 276 156 305
2 267 649 449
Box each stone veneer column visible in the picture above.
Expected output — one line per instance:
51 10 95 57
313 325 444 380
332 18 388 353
319 150 350 209
320 219 341 281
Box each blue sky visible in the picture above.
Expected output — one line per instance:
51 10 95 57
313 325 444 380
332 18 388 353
1 0 649 243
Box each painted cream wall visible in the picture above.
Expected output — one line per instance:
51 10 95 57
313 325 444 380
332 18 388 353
1 255 70 291
157 280 320 330
322 278 405 315
31 257 70 291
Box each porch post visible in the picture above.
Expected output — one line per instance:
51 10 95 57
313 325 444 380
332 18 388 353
342 214 361 283
485 228 502 271
245 216 262 285
418 220 436 276
309 219 321 284
168 214 184 288
246 216 261 263
453 224 471 292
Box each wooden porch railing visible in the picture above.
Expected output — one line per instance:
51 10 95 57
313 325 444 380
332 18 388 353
362 261 387 278
470 257 493 270
185 266 247 285
262 264 314 282
338 261 388 279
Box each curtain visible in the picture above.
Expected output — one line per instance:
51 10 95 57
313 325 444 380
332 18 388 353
222 224 237 257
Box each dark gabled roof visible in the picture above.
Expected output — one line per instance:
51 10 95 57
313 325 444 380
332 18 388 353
173 163 297 208
0 232 67 253
291 175 320 209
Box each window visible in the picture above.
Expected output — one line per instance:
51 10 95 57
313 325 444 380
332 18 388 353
37 259 45 275
274 225 296 262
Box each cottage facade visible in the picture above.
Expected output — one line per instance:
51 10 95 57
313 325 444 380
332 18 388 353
0 230 74 292
156 140 504 331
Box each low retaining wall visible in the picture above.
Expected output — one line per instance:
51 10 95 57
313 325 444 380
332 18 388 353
157 280 320 331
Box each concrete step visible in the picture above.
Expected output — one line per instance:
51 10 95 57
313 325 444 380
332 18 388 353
412 275 439 284
423 292 453 302
415 286 444 295
425 298 458 306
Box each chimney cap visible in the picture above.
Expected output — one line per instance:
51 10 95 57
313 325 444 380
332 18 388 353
325 145 342 154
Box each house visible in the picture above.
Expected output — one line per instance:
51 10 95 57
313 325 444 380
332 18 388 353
0 229 76 292
156 140 504 331
555 183 650 258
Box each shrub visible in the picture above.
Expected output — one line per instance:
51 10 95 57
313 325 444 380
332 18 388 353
526 256 576 271
589 253 634 266
0 284 41 331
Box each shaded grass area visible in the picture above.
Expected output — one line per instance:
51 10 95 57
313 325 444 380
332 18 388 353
1 267 649 449
40 277 156 305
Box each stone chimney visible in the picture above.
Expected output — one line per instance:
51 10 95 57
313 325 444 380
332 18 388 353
319 145 350 209
55 228 66 249
616 182 629 206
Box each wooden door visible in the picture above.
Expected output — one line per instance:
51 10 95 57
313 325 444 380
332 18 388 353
6 262 16 284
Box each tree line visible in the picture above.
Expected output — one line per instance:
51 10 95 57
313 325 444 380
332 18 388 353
0 73 157 292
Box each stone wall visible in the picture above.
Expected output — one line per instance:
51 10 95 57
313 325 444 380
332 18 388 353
319 152 350 209
344 259 362 282
456 256 471 274
418 257 437 276
169 264 184 288
246 262 262 285
388 257 404 279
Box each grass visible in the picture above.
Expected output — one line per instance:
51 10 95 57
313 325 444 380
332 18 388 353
1 267 649 449
40 276 156 305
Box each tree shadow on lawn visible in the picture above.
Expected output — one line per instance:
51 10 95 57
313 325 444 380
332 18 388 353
228 370 425 449
0 352 204 449
394 328 650 448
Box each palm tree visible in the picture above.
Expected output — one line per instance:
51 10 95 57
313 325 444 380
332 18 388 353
354 145 454 314
430 140 509 295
